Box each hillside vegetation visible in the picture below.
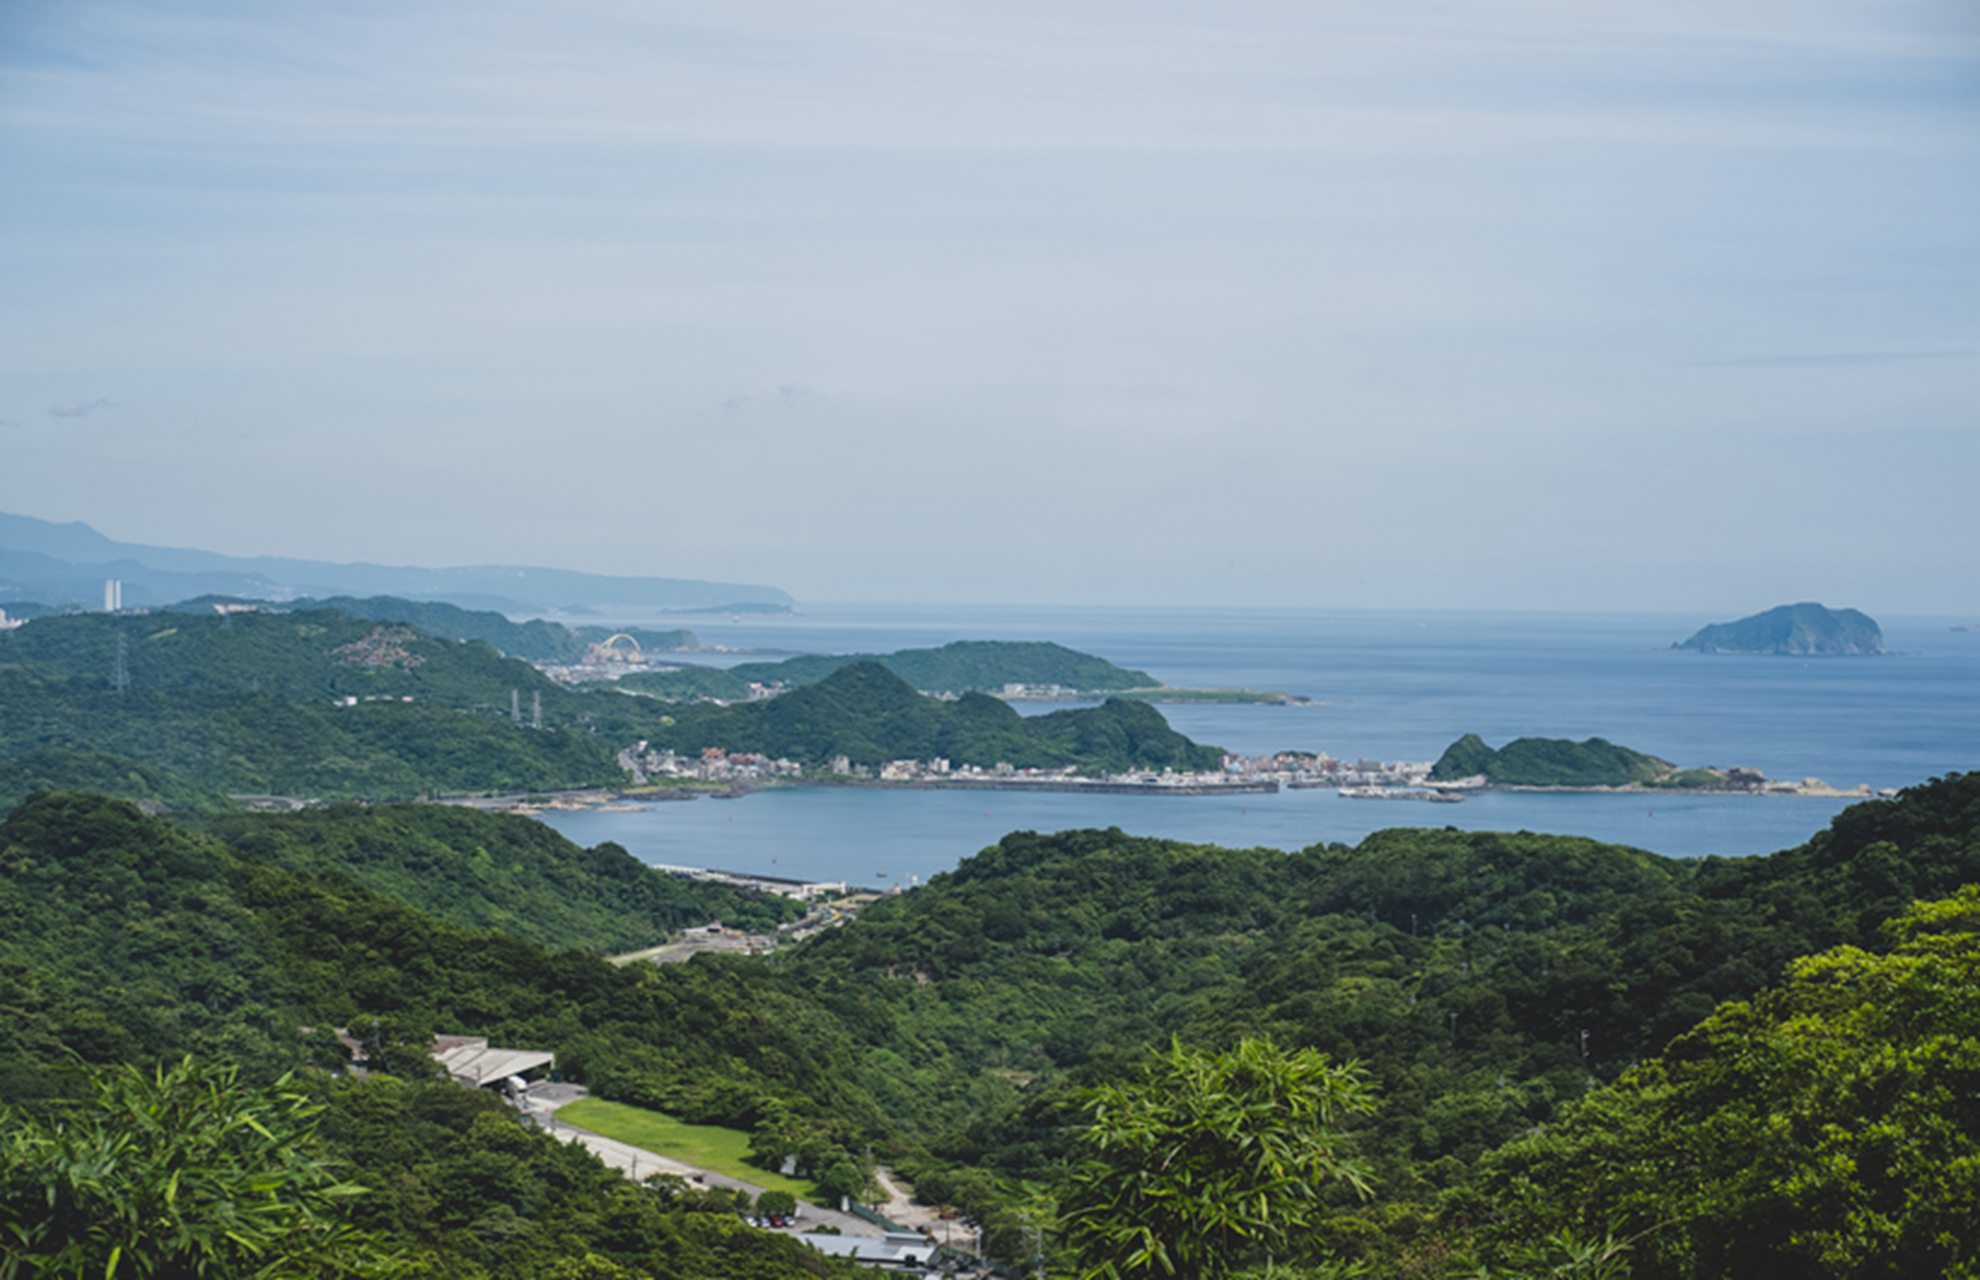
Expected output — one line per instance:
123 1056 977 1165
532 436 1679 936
622 639 1158 701
0 746 230 815
6 775 1978 1276
0 607 564 705
1428 733 1683 786
0 608 1220 800
640 661 1224 770
0 606 623 802
0 672 621 800
194 803 794 950
283 595 696 661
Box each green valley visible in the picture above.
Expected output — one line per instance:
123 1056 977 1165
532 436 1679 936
4 773 1979 1275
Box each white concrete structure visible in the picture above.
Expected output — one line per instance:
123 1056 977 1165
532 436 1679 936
431 1035 555 1088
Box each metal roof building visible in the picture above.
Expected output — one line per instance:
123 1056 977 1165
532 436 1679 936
431 1035 555 1088
796 1231 940 1274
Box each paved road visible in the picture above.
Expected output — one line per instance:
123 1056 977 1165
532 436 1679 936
525 1084 883 1239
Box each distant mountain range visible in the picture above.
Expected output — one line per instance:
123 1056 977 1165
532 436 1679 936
0 511 792 616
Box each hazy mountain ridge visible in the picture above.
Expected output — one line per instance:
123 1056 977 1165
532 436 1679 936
0 511 792 614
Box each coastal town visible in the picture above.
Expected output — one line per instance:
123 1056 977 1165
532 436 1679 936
614 742 1444 796
595 742 1883 805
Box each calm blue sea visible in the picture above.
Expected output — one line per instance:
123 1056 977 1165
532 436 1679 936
540 606 1979 883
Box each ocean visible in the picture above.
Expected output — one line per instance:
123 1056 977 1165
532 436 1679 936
539 605 1979 885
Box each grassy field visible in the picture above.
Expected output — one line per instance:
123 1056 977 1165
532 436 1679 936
556 1098 817 1198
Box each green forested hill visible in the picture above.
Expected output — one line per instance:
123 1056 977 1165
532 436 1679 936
0 794 858 1278
0 672 621 799
1463 886 1980 1277
621 639 1158 701
0 790 883 1155
0 606 563 706
195 803 793 950
1429 732 1679 785
0 611 1208 798
641 661 1223 770
297 595 697 661
0 607 632 800
5 776 1979 1277
751 775 1980 1264
0 746 230 815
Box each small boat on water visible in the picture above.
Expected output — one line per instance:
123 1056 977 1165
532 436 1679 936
1338 786 1464 804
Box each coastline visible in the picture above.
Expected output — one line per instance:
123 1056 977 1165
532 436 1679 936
430 771 1879 818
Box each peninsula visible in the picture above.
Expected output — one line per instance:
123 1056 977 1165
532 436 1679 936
617 639 1156 700
628 661 1226 774
1428 732 1873 796
617 639 1305 704
1673 602 1887 655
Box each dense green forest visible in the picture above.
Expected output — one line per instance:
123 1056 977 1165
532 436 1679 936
3 775 1977 1275
0 671 622 800
279 595 697 661
1428 733 1699 786
0 606 632 802
637 662 1225 771
622 640 1159 701
1 606 565 705
0 608 1219 801
0 745 231 814
193 803 796 950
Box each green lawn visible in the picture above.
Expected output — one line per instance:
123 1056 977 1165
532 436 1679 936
557 1098 817 1199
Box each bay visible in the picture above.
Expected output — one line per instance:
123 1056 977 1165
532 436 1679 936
541 605 1979 882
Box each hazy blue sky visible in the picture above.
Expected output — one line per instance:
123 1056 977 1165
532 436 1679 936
3 1 1976 609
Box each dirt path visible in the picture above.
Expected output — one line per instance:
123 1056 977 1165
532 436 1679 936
874 1166 981 1254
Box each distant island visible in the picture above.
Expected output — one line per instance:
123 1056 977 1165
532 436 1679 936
1673 602 1887 655
1427 733 1871 796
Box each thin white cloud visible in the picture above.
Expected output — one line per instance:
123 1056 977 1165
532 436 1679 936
48 398 118 419
1698 351 1980 369
0 1 1974 610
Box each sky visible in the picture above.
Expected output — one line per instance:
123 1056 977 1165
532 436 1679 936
2 0 1977 610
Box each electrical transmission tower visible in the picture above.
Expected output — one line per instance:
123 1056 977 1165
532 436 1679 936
510 688 521 725
530 691 542 730
110 631 130 695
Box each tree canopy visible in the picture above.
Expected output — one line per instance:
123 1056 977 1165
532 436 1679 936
1062 1037 1376 1280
